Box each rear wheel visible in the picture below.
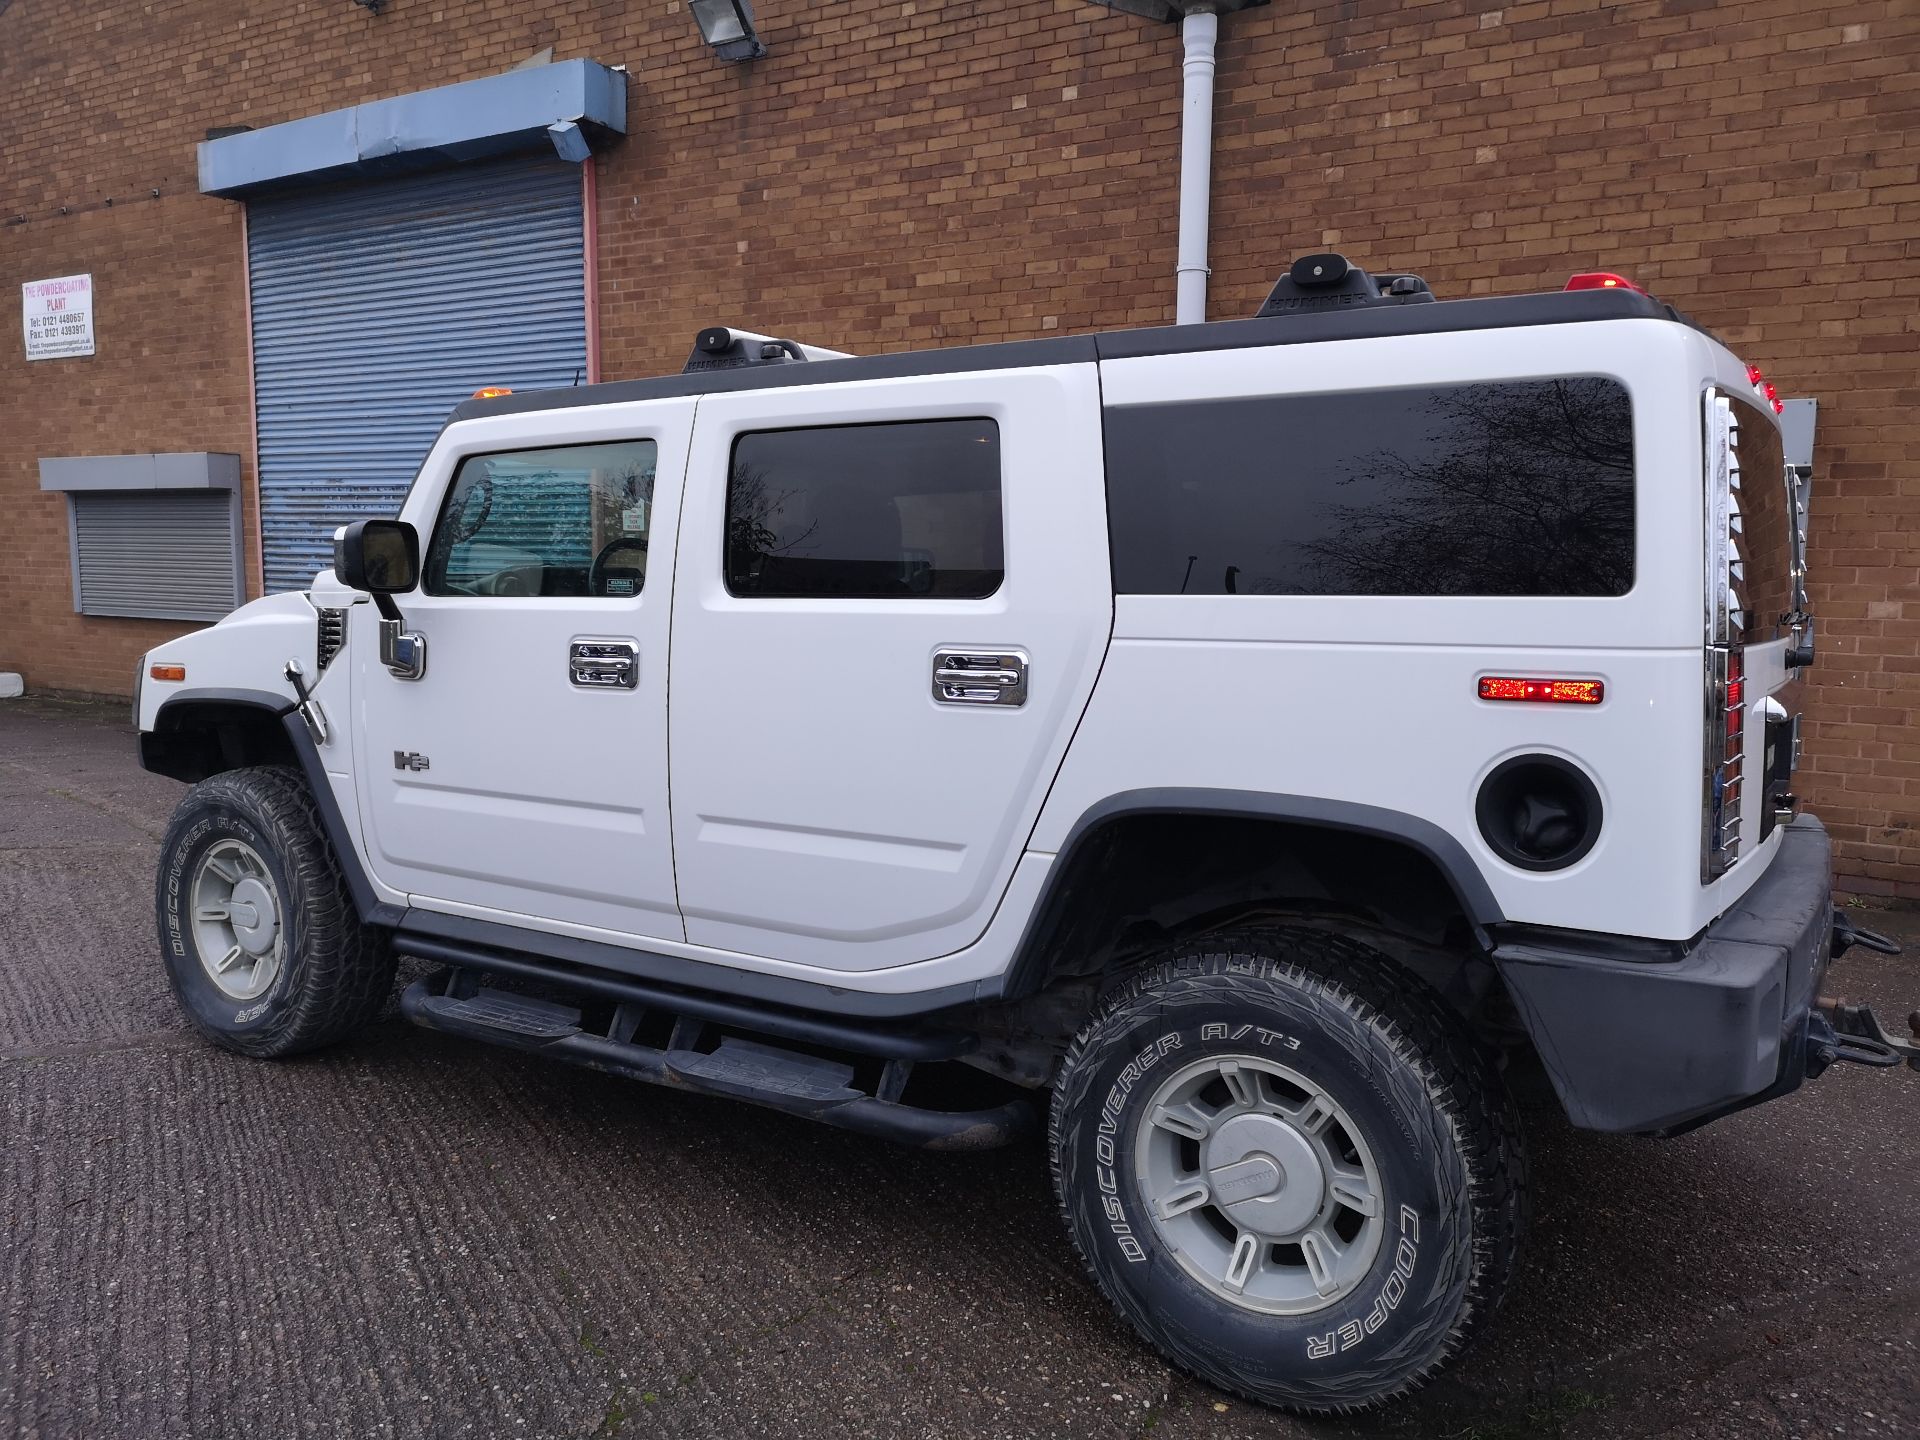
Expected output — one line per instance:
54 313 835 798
157 766 393 1057
1049 929 1525 1413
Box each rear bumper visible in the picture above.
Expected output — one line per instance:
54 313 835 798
1495 814 1833 1134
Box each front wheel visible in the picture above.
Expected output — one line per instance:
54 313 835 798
1049 930 1526 1413
156 766 394 1057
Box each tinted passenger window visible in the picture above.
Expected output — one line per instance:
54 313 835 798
725 419 1002 599
1105 379 1633 596
424 440 657 598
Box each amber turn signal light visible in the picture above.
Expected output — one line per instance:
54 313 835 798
149 664 186 682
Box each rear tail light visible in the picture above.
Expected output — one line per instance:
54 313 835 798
1703 390 1750 880
1746 362 1785 415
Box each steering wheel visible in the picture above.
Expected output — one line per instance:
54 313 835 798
590 537 649 596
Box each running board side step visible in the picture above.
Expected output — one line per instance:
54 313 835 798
399 970 1032 1152
396 932 972 1062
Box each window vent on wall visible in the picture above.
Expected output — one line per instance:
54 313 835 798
38 452 246 623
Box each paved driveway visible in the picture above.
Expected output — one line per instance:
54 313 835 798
2 696 1915 1439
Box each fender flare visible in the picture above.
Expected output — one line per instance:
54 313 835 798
998 787 1505 999
144 689 407 928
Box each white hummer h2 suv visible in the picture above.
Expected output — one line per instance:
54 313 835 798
137 257 1918 1412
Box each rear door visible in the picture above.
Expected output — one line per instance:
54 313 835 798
667 365 1111 971
352 399 693 941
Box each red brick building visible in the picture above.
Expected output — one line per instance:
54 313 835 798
1 0 1915 893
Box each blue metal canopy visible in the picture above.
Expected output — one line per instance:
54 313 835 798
198 59 627 197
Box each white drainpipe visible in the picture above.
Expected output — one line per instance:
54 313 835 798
1175 5 1219 326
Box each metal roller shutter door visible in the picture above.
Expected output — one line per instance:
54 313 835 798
69 490 242 621
247 155 587 593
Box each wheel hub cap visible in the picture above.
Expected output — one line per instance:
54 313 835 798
188 838 284 1002
1205 1113 1325 1235
227 877 278 956
1133 1054 1386 1316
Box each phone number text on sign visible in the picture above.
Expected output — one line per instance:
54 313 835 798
22 274 95 360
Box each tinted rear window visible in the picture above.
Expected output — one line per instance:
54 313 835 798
725 419 1003 599
1725 394 1792 641
1104 378 1634 597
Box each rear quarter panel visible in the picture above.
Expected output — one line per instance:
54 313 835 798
1037 320 1729 943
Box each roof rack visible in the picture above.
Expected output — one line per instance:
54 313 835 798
683 326 853 375
1253 253 1434 318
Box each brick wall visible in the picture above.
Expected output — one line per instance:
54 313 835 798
1 0 1913 891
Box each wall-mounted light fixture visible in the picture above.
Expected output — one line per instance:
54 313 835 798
353 0 385 14
688 0 766 61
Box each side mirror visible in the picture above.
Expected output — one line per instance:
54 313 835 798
334 520 420 594
332 521 427 681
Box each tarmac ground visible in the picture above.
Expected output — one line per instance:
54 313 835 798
2 695 1915 1439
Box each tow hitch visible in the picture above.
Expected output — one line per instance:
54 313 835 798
1807 908 1918 1074
1831 909 1901 959
1806 911 1917 1076
1810 998 1920 1074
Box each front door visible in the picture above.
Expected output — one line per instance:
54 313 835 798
667 366 1112 972
352 400 693 942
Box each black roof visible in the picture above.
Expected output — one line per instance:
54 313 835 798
451 288 1692 423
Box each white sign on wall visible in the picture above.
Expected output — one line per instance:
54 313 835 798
22 273 95 360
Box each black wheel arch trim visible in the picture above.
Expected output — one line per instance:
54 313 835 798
274 712 410 928
139 689 407 928
1000 787 1505 1000
139 689 300 787
148 686 296 724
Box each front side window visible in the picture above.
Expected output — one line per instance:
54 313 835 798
725 418 1003 599
1104 378 1635 597
423 439 657 598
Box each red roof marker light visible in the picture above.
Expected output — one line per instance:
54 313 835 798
1564 272 1646 294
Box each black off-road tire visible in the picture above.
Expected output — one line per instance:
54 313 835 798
156 765 394 1057
1049 928 1526 1414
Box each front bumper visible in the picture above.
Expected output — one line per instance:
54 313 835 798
1495 814 1840 1134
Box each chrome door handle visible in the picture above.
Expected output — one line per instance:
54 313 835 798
570 639 638 690
932 649 1028 707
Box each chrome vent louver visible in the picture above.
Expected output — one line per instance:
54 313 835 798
316 607 348 673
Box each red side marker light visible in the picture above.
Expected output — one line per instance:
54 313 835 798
1564 272 1646 294
1478 677 1605 704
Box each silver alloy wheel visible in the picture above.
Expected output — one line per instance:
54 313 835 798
188 838 284 1002
1134 1055 1386 1315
